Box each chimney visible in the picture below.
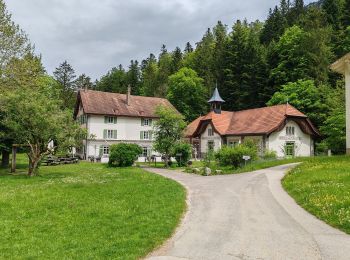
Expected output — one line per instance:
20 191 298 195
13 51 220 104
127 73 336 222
126 85 131 105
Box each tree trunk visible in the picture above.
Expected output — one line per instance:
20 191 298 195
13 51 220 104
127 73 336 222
1 150 10 168
27 144 41 177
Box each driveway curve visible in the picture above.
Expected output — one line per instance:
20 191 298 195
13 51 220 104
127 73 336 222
146 164 350 260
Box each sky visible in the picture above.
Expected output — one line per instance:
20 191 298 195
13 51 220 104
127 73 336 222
5 0 314 80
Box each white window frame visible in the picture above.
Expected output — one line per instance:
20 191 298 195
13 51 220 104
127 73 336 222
143 131 149 140
102 146 109 155
208 128 214 137
107 116 115 124
142 147 151 157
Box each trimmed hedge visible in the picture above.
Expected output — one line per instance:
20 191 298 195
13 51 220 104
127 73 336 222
109 143 142 167
215 144 257 168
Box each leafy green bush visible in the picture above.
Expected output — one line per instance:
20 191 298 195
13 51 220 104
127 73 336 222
215 144 257 168
108 143 142 167
263 149 277 160
172 142 192 167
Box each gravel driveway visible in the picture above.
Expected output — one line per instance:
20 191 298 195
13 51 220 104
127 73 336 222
146 164 350 260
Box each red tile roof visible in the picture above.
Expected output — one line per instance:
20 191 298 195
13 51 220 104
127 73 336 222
74 90 177 118
186 104 319 137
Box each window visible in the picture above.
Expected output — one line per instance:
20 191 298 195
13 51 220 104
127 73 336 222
142 147 151 157
103 129 117 139
78 115 87 125
208 141 215 151
228 141 239 147
99 145 109 156
104 116 117 124
140 131 153 140
208 128 214 136
286 126 295 136
285 142 295 157
141 118 152 126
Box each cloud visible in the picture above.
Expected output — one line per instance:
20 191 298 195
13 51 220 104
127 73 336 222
4 0 314 80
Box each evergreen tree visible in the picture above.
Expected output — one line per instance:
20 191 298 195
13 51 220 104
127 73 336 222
75 74 93 90
192 28 215 93
157 47 172 97
53 60 77 109
213 21 228 89
126 60 141 95
184 42 193 54
171 47 183 73
96 65 127 93
260 6 287 44
343 0 350 27
222 20 268 110
140 54 159 96
322 0 342 30
280 0 290 16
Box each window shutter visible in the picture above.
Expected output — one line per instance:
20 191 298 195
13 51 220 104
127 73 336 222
103 129 107 139
149 119 152 126
141 118 144 126
99 146 103 156
114 117 117 124
140 131 143 140
113 130 117 139
104 116 108 124
149 131 153 140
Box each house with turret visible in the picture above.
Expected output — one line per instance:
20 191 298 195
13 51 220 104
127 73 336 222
185 88 319 158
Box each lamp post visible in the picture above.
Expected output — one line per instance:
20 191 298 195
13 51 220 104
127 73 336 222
330 53 350 154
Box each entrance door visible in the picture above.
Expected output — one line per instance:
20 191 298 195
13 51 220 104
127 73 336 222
285 142 295 157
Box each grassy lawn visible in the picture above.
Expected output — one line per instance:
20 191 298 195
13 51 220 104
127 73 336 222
0 155 186 259
283 156 350 234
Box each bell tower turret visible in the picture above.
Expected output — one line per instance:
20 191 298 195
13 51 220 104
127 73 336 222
208 87 225 114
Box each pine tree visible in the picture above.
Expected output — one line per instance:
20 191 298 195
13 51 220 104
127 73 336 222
96 65 127 93
53 60 77 109
213 21 227 90
322 0 342 30
75 74 93 90
260 6 287 44
184 42 193 54
126 60 141 95
140 54 159 97
171 47 183 73
343 0 350 27
280 0 290 16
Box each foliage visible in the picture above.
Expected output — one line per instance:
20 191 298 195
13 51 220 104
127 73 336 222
1 86 85 176
267 80 329 127
283 156 350 234
108 143 142 167
262 149 277 160
153 106 186 167
167 68 208 121
75 73 94 90
172 142 192 167
215 144 258 168
53 60 78 109
203 149 215 168
0 157 186 259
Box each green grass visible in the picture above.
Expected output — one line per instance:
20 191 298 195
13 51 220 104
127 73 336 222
0 155 186 259
283 156 350 234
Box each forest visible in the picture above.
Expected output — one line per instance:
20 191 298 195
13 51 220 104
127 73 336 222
72 0 348 154
1 0 350 169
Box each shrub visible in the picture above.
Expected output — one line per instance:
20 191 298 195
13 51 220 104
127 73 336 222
172 142 192 167
108 143 142 167
263 149 277 160
215 144 257 168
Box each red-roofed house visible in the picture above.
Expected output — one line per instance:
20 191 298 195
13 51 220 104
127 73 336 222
73 88 178 161
186 88 319 158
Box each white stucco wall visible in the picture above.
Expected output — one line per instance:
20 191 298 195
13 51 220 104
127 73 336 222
268 120 313 157
200 124 222 154
78 114 158 161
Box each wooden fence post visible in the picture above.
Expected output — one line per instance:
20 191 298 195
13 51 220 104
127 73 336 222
11 145 16 173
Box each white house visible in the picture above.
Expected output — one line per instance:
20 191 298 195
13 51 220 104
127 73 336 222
185 88 319 158
73 88 178 162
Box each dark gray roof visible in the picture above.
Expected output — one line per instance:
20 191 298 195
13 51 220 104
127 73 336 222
208 87 225 103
